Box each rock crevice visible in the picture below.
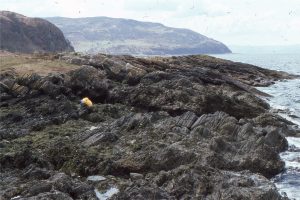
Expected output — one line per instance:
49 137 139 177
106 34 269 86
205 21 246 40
0 53 298 199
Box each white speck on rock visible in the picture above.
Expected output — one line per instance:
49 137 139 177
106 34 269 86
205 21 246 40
94 187 119 200
90 126 98 131
87 175 106 182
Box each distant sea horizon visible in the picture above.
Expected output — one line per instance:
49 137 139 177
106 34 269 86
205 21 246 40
212 51 300 200
225 44 300 55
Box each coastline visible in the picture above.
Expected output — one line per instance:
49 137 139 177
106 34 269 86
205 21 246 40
215 52 300 199
0 52 299 199
259 78 300 199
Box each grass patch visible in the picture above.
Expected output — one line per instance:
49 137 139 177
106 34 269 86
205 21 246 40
0 53 80 76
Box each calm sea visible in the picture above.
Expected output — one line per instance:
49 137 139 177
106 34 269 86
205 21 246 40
213 53 300 200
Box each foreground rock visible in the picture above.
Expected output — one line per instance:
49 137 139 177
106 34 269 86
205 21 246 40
0 53 298 199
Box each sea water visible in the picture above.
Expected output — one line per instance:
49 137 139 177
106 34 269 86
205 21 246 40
275 137 300 200
213 53 300 200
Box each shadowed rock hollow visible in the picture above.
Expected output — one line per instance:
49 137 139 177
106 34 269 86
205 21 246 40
0 53 298 199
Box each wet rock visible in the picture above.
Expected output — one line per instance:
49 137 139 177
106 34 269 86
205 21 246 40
115 165 286 200
50 173 96 199
0 129 30 140
175 111 198 129
39 74 68 97
5 111 23 122
26 181 52 197
0 70 17 90
66 65 109 103
0 170 97 200
22 165 51 180
0 81 10 93
0 92 13 102
114 185 173 200
83 131 118 147
253 113 298 137
0 148 48 170
190 125 212 138
18 191 73 200
189 111 286 178
1 52 298 199
264 127 288 152
84 112 105 123
125 63 147 77
191 111 237 130
253 113 294 128
150 144 196 172
130 173 144 180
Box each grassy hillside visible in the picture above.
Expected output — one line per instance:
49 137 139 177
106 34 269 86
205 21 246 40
46 16 231 55
0 52 79 76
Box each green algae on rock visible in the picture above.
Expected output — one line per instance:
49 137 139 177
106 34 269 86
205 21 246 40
0 52 297 200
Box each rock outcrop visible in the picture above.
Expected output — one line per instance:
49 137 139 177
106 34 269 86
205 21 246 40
0 53 298 199
0 11 74 53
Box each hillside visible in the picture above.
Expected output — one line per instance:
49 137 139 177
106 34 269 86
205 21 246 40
0 11 74 53
46 16 231 55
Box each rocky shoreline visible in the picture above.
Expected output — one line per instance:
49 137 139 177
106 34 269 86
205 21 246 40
0 53 299 199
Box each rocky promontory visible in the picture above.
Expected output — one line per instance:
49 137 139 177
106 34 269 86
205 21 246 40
46 16 231 55
0 11 74 53
0 53 299 199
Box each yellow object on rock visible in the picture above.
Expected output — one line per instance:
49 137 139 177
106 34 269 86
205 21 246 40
81 97 93 107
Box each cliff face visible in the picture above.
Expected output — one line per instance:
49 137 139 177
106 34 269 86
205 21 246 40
46 16 231 55
0 11 74 53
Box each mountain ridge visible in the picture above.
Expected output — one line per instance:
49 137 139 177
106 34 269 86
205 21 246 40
46 16 231 55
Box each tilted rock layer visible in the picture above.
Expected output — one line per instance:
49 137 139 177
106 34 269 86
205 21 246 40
0 53 299 199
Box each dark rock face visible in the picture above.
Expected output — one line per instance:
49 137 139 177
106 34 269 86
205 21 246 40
114 166 284 200
0 53 298 199
0 170 97 200
0 11 74 53
46 16 231 55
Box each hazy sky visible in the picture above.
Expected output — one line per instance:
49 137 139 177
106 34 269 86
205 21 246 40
1 0 300 46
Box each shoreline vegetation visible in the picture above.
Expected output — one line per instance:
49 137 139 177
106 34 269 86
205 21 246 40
1 51 299 199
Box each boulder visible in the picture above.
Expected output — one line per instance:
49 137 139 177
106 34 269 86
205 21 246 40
66 65 109 103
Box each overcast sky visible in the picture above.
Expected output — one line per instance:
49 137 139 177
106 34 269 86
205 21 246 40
1 0 300 46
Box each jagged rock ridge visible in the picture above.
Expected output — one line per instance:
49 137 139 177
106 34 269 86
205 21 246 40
1 53 299 199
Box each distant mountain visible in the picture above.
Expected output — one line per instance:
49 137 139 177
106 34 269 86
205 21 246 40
0 11 74 53
46 16 231 55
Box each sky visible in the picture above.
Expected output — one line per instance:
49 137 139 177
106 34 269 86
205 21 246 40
1 0 300 46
